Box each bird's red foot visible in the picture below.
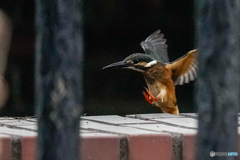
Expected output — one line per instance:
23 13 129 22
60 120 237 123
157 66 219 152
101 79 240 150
143 91 153 104
142 88 159 105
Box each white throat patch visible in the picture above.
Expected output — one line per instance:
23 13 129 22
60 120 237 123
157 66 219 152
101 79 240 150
145 60 157 67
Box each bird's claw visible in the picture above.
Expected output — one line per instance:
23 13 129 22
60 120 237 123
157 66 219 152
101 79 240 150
143 91 153 104
142 88 159 105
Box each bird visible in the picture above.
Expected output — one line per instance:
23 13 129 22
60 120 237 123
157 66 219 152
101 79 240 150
103 30 198 115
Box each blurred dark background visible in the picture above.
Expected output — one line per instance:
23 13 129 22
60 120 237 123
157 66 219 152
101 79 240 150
0 0 196 116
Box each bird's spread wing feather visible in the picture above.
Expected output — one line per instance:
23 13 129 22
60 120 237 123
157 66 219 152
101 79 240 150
141 30 169 62
167 49 198 85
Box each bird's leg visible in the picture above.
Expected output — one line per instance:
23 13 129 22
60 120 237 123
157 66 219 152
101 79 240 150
143 91 153 104
142 88 159 105
144 88 159 101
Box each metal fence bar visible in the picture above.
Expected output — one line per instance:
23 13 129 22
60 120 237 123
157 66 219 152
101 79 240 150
0 10 11 109
196 0 239 159
35 0 83 159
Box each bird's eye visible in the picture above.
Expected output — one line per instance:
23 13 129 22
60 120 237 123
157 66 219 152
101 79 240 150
134 59 139 63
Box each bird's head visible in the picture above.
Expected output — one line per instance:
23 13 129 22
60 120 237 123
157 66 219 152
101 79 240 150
103 53 158 72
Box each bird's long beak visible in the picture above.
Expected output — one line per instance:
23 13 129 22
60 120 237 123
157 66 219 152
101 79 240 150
103 61 126 69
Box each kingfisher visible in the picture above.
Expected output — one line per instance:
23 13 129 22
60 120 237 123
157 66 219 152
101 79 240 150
103 30 198 115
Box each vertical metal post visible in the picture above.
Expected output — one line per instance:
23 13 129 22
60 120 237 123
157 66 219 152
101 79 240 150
35 0 83 159
0 10 11 109
196 0 239 159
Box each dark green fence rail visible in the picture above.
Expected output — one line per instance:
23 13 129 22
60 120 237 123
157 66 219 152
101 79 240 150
35 0 83 159
196 0 239 159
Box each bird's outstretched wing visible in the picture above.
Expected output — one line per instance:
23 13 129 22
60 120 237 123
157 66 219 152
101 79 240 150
141 30 169 62
166 49 198 85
